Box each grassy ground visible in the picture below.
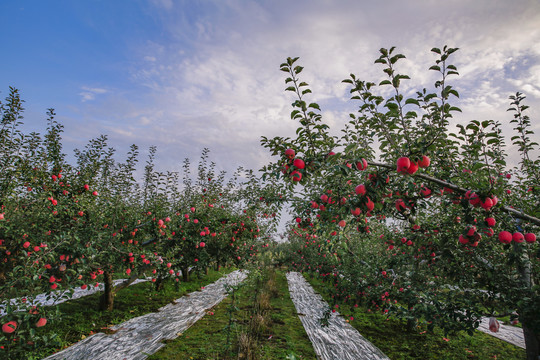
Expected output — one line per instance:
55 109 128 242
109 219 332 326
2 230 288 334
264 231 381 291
18 267 234 360
149 267 317 360
303 272 526 360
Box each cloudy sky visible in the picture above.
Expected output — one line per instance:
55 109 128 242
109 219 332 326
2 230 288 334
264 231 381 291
2 0 539 177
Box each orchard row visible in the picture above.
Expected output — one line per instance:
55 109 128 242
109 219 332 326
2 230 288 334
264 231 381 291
261 47 539 359
0 97 281 356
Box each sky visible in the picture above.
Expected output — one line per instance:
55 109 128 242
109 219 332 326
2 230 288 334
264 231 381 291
2 0 540 181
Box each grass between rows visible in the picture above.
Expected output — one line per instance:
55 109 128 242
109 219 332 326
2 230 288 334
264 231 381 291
18 267 235 360
303 272 526 360
148 267 318 360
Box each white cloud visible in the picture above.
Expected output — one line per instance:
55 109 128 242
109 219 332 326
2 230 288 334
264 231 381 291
64 0 540 176
150 0 173 10
78 86 108 102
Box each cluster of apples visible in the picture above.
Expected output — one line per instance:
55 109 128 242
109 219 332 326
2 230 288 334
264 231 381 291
2 315 47 335
465 191 498 211
354 183 375 214
498 231 536 244
396 155 430 174
283 148 305 182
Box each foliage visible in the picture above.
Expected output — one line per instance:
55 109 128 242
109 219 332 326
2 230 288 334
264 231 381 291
261 47 539 358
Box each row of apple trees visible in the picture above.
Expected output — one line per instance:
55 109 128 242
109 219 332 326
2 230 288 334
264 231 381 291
261 47 540 359
0 87 281 357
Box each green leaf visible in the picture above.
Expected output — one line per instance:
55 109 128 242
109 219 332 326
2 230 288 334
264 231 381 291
379 80 391 86
431 48 441 54
405 98 419 106
390 54 406 64
386 102 399 111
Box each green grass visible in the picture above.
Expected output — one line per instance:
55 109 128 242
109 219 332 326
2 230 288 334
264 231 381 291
149 268 318 360
304 273 526 360
16 267 234 360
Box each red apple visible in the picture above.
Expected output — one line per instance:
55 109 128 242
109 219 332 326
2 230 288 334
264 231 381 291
355 184 366 196
512 232 524 243
481 197 493 211
293 158 305 169
395 199 407 212
36 318 47 328
524 233 536 243
420 186 431 198
407 161 419 175
485 217 496 227
365 197 374 212
498 231 512 244
356 158 368 171
351 208 361 217
489 317 500 333
285 148 295 160
417 155 430 168
291 170 302 182
396 157 411 174
2 321 17 334
469 193 480 207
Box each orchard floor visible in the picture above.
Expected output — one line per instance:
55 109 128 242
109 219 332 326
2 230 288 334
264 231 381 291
1 278 150 317
286 271 389 360
43 270 248 360
2 267 525 359
28 269 527 360
0 266 525 360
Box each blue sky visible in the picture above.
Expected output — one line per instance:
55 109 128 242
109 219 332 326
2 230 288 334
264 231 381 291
2 0 539 177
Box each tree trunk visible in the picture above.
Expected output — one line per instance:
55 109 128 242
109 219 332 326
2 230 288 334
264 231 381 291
99 270 115 311
182 267 190 282
205 266 209 276
522 324 540 360
518 246 539 359
155 276 165 291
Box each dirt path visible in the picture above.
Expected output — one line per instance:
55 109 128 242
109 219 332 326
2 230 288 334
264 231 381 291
43 270 247 360
286 272 389 360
